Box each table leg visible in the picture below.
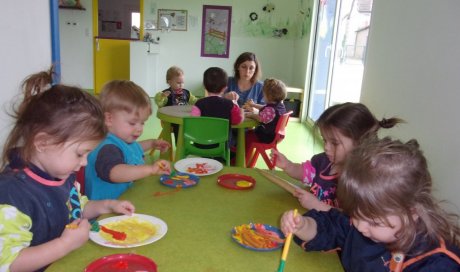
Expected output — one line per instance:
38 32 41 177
159 122 173 161
174 124 184 162
235 127 246 167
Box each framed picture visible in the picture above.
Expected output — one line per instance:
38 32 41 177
201 5 232 58
158 9 187 31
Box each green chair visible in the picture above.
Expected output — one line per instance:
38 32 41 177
180 116 230 165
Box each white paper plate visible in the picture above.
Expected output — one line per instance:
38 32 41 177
174 158 223 176
89 214 167 248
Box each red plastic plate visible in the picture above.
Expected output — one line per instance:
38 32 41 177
217 174 256 190
85 253 157 272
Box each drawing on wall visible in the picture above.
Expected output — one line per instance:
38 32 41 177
201 5 232 58
158 9 188 31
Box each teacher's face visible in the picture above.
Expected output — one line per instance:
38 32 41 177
238 60 256 81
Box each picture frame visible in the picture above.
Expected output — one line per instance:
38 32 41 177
157 9 188 31
201 5 232 58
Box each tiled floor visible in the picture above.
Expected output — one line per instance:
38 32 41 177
141 102 323 169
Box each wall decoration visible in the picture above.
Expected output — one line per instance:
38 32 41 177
201 5 232 58
158 9 188 31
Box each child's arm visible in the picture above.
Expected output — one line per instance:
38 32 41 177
139 139 170 153
271 149 303 179
109 159 171 182
154 91 169 107
190 105 201 116
8 218 91 272
293 189 332 212
244 99 264 110
280 210 317 242
188 93 198 105
230 104 244 125
82 199 135 219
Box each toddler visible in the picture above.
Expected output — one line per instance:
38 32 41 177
245 78 287 155
86 80 171 200
0 67 135 272
191 67 244 125
155 66 197 142
272 102 402 211
281 137 460 271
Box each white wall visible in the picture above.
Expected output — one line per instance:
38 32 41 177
361 0 460 210
59 0 312 93
0 1 52 148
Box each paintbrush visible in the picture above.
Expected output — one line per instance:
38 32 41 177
277 209 298 272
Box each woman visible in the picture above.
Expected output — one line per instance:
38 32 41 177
225 52 264 107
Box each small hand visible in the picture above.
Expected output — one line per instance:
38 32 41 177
270 149 289 169
152 160 171 175
60 218 91 251
225 91 239 101
294 188 318 209
162 91 171 97
111 200 135 216
153 139 171 153
280 210 303 235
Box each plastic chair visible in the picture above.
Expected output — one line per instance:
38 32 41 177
246 111 293 169
180 116 230 165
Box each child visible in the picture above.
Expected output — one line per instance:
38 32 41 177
245 78 287 156
0 68 135 272
86 80 171 200
191 67 244 126
280 138 460 271
272 102 402 211
155 66 197 142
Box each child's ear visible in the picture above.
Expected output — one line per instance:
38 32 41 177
33 132 51 152
104 112 112 126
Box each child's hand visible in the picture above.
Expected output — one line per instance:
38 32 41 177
280 210 305 235
270 149 289 169
162 91 171 97
60 218 91 251
111 200 135 215
294 188 318 209
224 91 239 101
153 139 171 153
151 160 171 175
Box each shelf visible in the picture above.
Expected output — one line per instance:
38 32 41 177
59 5 85 10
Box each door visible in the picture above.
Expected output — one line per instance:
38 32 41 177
307 0 372 121
93 0 142 94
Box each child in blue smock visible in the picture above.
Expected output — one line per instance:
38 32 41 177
86 80 171 200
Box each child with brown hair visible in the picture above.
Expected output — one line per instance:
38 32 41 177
272 102 403 211
281 137 460 271
245 78 287 147
86 80 171 200
191 67 244 125
0 68 135 271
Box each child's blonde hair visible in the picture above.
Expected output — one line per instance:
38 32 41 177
262 78 287 103
166 66 184 82
339 137 460 253
99 80 152 116
2 66 106 167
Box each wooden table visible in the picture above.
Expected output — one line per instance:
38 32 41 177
156 105 258 167
46 167 342 271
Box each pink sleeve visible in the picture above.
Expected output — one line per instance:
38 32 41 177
230 104 243 125
259 107 276 124
301 161 316 186
190 106 201 116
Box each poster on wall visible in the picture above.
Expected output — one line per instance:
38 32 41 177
200 5 232 58
158 9 188 31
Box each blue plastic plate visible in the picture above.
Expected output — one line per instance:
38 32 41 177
231 223 285 251
159 172 199 188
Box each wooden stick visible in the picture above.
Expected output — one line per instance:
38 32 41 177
256 169 300 194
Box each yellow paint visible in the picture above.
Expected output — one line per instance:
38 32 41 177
236 180 252 188
100 217 157 245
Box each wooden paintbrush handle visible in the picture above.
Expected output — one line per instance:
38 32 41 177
257 169 298 194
